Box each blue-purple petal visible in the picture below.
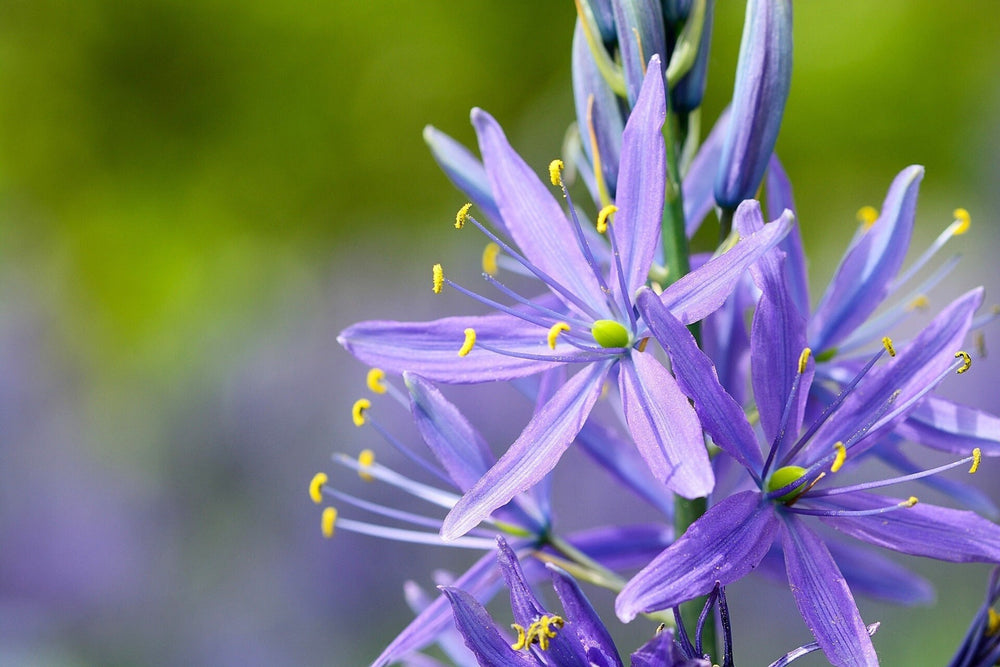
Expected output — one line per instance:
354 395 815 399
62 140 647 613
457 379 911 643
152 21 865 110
572 20 624 197
765 155 809 319
548 563 624 667
682 108 728 237
423 125 504 232
612 0 667 106
896 395 1000 457
439 586 536 667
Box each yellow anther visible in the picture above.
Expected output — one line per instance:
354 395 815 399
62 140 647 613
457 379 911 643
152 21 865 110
831 442 847 473
455 203 472 229
358 449 375 482
636 337 650 352
597 204 617 233
956 350 972 374
907 295 930 311
976 331 988 358
903 496 919 508
548 159 565 187
857 205 879 228
432 264 444 294
529 615 564 651
510 624 528 650
882 337 896 357
798 348 812 374
309 472 328 504
458 328 476 357
321 507 338 538
547 322 570 350
988 608 1000 636
351 398 371 427
482 242 501 276
953 208 971 235
970 447 982 474
366 368 388 394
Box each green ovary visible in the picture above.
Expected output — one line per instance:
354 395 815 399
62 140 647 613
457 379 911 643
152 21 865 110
766 465 808 502
591 319 630 348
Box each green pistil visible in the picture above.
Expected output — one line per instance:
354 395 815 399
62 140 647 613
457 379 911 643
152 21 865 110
766 465 808 502
591 319 630 348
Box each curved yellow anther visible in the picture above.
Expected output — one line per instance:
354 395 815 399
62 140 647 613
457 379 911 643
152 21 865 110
956 350 972 374
798 347 812 374
366 368 388 394
857 205 879 229
547 322 570 350
903 496 919 508
882 337 896 357
358 449 375 481
831 441 847 473
907 295 930 311
596 204 617 233
455 203 472 229
510 624 528 650
432 264 444 294
988 608 1000 636
970 448 982 474
458 328 476 357
953 208 971 235
321 507 338 538
351 398 371 427
309 472 328 504
549 159 565 187
482 242 500 276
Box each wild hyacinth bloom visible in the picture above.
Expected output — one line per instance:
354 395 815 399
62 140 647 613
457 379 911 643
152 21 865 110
309 371 671 666
948 566 1000 667
618 201 1000 666
339 60 794 540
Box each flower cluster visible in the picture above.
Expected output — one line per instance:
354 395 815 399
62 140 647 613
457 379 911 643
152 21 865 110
319 2 1000 665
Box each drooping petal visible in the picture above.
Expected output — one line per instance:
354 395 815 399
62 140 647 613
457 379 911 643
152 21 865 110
896 395 1000 456
612 0 666 107
809 165 924 352
765 155 809 319
472 108 606 314
816 492 1000 563
548 563 624 667
439 587 537 667
619 351 714 498
441 360 613 540
611 55 666 301
779 516 878 667
423 125 504 232
636 287 763 474
616 490 778 621
338 313 564 384
659 209 793 324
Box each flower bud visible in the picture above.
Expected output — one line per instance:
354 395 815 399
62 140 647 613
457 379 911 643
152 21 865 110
612 0 667 107
670 0 714 113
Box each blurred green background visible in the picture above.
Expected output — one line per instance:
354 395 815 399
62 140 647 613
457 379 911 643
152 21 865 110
1 1 999 665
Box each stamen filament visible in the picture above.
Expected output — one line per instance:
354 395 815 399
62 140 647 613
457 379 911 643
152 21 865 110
807 450 982 498
787 497 917 518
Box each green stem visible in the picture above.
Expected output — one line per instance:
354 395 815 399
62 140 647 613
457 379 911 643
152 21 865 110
673 496 716 656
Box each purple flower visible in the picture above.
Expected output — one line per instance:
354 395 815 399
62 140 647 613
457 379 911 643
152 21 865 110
619 204 1000 665
339 59 794 539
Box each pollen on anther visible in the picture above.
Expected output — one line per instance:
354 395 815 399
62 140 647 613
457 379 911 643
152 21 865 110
597 205 617 233
956 350 972 374
953 208 971 234
907 295 930 311
882 336 896 357
857 205 879 228
455 203 472 229
547 322 570 350
482 242 500 276
358 449 375 481
510 624 527 650
988 608 1000 636
797 347 812 374
831 442 847 473
970 448 982 474
903 496 919 508
321 507 338 538
309 472 328 504
549 159 565 187
432 264 444 294
351 398 371 427
458 328 476 357
366 368 388 394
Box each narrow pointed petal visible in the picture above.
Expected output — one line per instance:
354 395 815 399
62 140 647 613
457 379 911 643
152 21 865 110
636 287 763 473
612 0 666 106
765 155 809 319
338 313 563 384
701 275 753 406
659 209 793 324
896 395 1000 456
372 552 501 667
472 108 605 313
423 125 504 232
548 564 624 667
439 587 536 667
495 537 547 625
441 361 613 540
682 108 729 237
817 492 1000 563
779 517 878 667
616 490 778 621
810 165 924 352
573 20 624 196
619 352 714 498
405 373 495 492
611 55 666 300
631 629 706 667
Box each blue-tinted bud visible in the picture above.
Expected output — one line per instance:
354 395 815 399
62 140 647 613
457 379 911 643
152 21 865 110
670 0 714 113
661 0 693 25
583 0 618 44
612 0 667 107
714 0 792 210
572 20 626 198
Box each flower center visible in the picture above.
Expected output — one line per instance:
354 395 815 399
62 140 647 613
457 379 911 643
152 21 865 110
766 465 808 502
591 319 630 348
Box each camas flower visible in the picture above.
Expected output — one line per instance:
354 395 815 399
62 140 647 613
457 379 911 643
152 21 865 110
616 201 1000 666
339 57 793 540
